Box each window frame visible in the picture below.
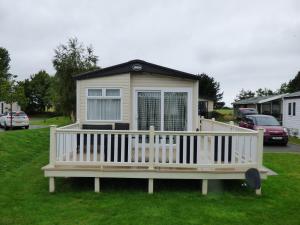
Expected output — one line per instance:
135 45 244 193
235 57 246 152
293 102 296 116
133 87 193 131
85 87 123 122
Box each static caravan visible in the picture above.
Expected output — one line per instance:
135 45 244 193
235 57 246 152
43 60 268 194
283 91 300 137
0 101 21 114
75 59 200 131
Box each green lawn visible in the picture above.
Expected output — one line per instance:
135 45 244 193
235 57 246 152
289 136 300 145
30 116 72 127
215 109 235 122
1 129 300 225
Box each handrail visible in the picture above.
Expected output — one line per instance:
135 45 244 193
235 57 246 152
56 128 257 136
59 122 80 130
199 116 257 133
49 120 264 170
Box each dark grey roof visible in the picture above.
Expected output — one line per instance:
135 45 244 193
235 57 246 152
233 96 274 105
73 59 199 80
283 91 300 99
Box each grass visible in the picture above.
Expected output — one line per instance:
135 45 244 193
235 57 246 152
30 116 72 127
215 109 235 122
1 129 300 225
289 136 300 145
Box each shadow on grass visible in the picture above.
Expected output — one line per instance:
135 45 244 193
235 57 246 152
55 177 249 194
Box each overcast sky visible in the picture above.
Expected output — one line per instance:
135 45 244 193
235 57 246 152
1 0 299 105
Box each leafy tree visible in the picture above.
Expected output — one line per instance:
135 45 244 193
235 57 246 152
287 71 300 92
198 73 223 102
53 38 99 119
0 47 11 82
277 82 289 94
256 88 275 97
234 89 255 101
23 70 53 113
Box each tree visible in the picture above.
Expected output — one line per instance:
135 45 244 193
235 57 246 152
198 73 223 102
256 88 275 97
23 70 53 113
277 82 289 94
234 89 255 101
287 71 300 92
0 47 11 81
53 38 99 119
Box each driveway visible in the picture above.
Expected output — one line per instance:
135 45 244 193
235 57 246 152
0 125 48 132
264 143 300 153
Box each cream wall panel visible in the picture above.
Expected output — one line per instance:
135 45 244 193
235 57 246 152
131 73 198 130
77 73 131 124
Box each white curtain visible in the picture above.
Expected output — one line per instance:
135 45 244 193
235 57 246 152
164 92 187 131
87 99 121 120
138 92 161 130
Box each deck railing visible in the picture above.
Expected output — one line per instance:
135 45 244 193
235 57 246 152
49 118 264 170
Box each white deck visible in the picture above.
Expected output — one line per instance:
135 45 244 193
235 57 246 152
42 117 266 194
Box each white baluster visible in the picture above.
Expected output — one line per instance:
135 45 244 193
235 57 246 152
169 135 173 164
114 134 118 162
183 136 187 164
141 134 145 163
93 134 97 162
86 134 91 162
128 134 132 163
107 134 111 162
176 135 180 164
79 133 83 161
135 134 139 162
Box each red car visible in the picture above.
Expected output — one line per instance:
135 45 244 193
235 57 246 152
239 114 288 145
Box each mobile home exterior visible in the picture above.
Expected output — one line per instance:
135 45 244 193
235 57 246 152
75 59 199 131
283 91 300 137
43 60 268 194
0 101 21 114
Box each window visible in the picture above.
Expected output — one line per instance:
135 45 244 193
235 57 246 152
293 102 296 116
288 103 292 115
164 92 187 131
137 90 189 131
137 92 161 130
87 88 121 120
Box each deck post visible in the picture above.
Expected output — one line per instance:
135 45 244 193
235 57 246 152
199 116 204 131
49 125 57 165
257 128 264 168
211 118 215 131
149 126 155 170
256 188 262 195
148 178 154 194
49 177 55 193
95 177 100 193
202 179 208 195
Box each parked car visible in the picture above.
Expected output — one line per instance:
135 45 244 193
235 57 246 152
236 108 258 120
0 111 29 130
239 114 288 145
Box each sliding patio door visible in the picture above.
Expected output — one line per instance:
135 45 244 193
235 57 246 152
164 92 187 131
137 92 161 130
136 90 189 131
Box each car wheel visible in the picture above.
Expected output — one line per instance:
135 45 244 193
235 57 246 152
4 123 9 130
282 142 288 146
25 125 29 129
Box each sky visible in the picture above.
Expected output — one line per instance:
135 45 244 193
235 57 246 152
0 0 300 105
